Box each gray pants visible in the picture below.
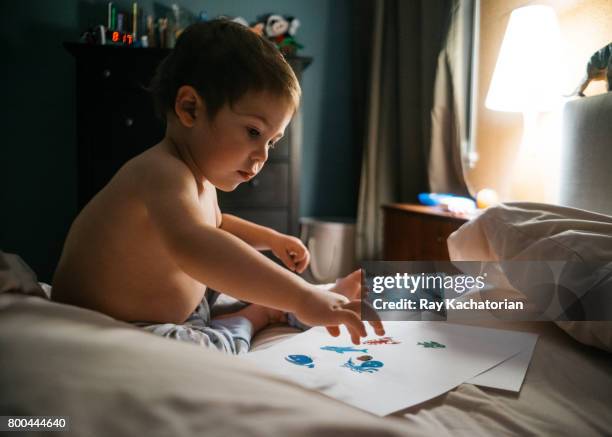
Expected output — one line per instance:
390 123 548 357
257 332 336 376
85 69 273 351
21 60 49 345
132 291 254 355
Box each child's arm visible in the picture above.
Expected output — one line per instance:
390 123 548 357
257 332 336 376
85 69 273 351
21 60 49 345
219 213 277 250
220 213 310 272
141 158 383 343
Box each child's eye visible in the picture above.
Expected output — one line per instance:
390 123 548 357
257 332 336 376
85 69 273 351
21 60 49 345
247 127 276 149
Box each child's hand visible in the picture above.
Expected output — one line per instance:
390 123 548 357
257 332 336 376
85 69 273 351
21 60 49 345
270 233 310 273
330 269 362 300
293 290 385 345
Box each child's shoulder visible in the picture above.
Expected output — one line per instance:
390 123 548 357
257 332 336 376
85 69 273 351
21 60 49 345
120 141 198 193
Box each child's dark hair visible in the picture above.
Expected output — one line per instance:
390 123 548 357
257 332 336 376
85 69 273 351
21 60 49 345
149 19 301 121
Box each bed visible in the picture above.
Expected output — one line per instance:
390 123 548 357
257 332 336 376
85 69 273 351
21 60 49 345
1 93 611 436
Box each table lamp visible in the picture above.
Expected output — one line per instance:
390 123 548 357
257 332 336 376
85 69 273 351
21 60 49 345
485 5 561 153
485 5 562 200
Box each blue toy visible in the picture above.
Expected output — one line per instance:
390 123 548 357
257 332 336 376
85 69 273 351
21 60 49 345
418 192 459 206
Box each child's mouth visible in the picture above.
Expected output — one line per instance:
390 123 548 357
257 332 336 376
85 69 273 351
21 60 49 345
237 170 255 181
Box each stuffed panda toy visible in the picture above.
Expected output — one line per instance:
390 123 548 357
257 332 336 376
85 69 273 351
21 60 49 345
256 13 303 56
263 14 300 38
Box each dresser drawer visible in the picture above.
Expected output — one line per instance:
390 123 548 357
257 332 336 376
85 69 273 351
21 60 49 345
218 163 288 208
81 50 165 93
107 89 164 156
82 88 163 198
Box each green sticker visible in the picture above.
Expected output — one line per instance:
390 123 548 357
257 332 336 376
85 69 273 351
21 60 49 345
417 341 446 348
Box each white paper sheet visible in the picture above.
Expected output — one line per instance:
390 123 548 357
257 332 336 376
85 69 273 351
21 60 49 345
243 322 537 416
468 334 538 391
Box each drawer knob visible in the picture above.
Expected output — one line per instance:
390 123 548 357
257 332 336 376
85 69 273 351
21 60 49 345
124 117 134 127
249 178 260 188
103 68 112 78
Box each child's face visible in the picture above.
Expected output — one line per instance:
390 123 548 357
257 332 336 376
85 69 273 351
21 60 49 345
190 91 294 191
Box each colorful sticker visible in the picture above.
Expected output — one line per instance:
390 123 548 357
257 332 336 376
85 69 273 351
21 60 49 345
285 354 315 368
320 346 369 354
362 336 401 345
342 357 384 373
417 341 446 348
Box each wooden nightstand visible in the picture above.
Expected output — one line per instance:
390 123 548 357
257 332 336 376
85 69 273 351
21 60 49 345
382 204 470 261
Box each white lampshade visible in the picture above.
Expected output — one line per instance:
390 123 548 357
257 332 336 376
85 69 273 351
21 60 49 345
485 5 562 112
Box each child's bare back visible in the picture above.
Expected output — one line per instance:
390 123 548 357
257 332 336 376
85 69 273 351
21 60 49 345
53 141 213 323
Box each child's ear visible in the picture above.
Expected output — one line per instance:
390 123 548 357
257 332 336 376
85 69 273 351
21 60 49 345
174 86 205 127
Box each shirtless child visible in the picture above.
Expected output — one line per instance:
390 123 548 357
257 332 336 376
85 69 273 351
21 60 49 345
52 20 383 354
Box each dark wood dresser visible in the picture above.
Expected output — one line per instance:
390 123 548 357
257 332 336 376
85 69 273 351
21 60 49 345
382 203 470 261
65 42 310 236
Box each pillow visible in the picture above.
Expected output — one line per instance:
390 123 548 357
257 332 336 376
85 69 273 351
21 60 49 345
0 251 47 298
450 202 612 261
447 202 612 352
555 321 612 353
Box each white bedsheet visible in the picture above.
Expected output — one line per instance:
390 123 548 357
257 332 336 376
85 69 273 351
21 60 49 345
253 320 612 436
1 292 610 436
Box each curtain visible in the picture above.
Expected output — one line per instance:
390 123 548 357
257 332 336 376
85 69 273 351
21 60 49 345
355 0 454 260
428 0 475 195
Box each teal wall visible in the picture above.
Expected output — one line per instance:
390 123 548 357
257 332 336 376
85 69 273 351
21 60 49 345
0 0 359 281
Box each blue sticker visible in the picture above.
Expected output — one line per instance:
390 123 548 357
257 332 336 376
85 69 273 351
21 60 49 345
285 354 315 368
342 357 384 374
320 346 369 354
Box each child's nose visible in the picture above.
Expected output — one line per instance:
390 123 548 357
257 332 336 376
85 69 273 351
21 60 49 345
251 142 269 163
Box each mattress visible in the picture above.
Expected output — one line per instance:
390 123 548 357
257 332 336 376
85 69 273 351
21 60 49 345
1 291 610 436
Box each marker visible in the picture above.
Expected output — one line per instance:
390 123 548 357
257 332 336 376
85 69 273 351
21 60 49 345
132 2 138 38
108 2 117 30
117 13 124 32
